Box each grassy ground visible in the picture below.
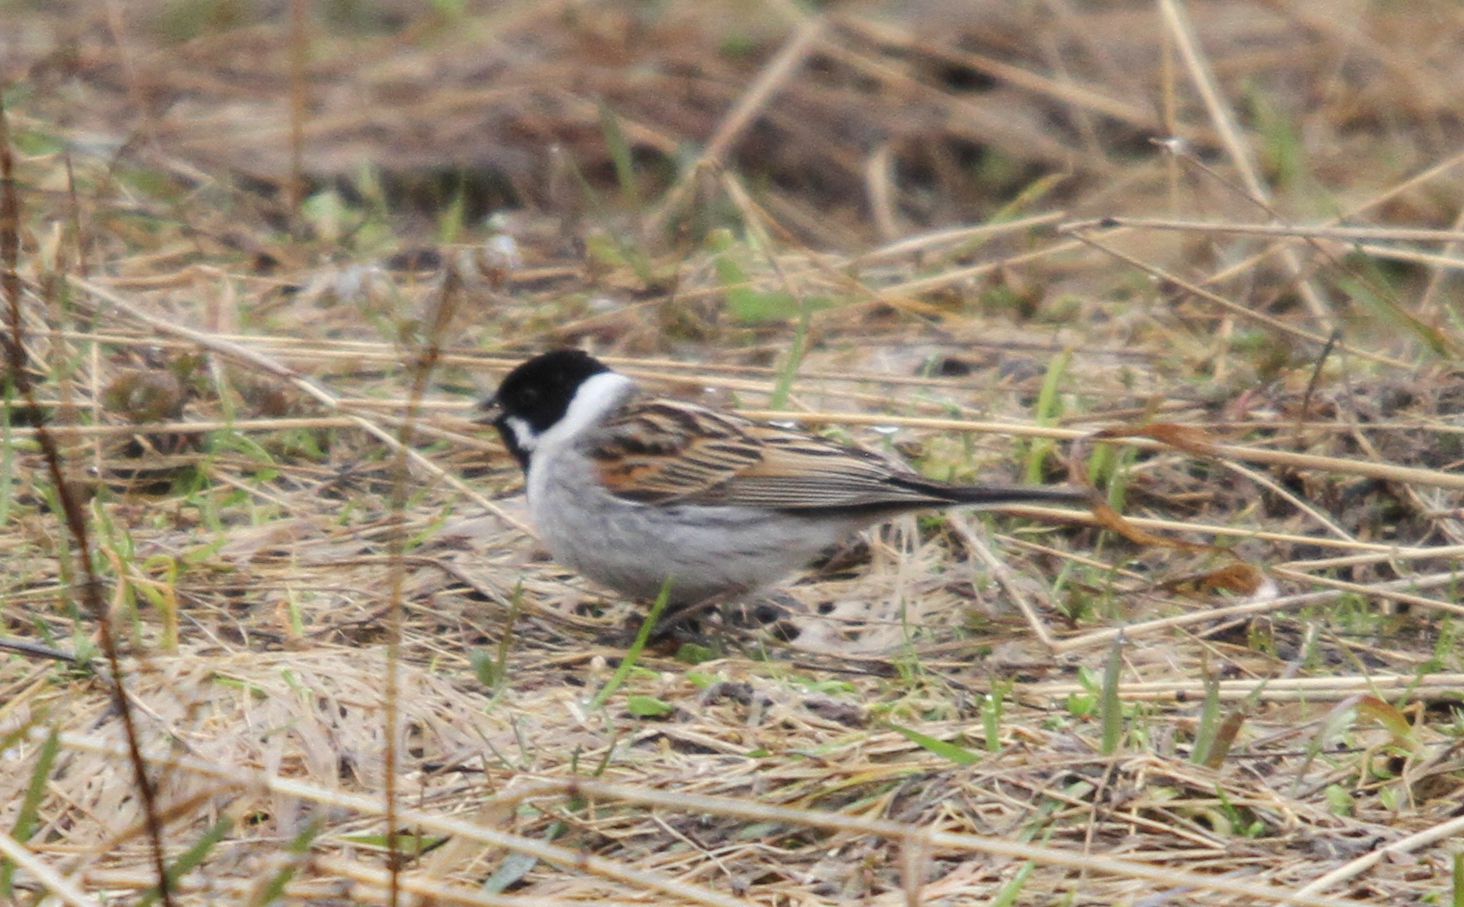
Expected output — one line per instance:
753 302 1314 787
2 1 1463 904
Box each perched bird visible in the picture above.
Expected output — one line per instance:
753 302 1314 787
480 350 1090 607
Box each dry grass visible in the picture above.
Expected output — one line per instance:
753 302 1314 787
2 0 1463 904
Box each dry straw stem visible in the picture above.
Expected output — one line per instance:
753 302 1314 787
14 410 507 485
645 14 826 235
1157 0 1332 325
1006 528 1464 646
1023 672 1464 704
846 210 1067 265
1418 191 1464 322
31 731 1369 907
311 854 655 907
85 857 655 907
1059 227 1413 370
0 828 97 907
60 273 531 532
1064 216 1464 246
1351 242 1464 272
3 99 174 905
486 780 1369 907
1279 542 1464 571
836 13 1168 138
6 416 362 437
1291 812 1464 899
948 512 1060 648
815 17 1077 169
879 231 1098 298
1276 0 1452 108
1267 566 1464 620
1065 215 1464 281
1176 146 1464 292
381 277 466 906
41 732 747 907
55 323 1116 393
1049 570 1464 654
1050 510 1446 557
1214 459 1355 542
51 322 1128 429
78 857 715 906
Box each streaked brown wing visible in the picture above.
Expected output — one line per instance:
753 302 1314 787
586 400 762 502
587 399 949 510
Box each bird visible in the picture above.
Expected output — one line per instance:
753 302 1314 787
479 349 1091 608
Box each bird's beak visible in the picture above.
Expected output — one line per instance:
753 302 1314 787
474 396 503 426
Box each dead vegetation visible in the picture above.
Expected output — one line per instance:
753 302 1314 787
1 0 1463 904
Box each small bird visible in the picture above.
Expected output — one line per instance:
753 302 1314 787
480 350 1090 607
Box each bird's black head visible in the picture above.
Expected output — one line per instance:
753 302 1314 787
480 349 611 468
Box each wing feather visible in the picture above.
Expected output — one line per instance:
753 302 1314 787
586 399 952 510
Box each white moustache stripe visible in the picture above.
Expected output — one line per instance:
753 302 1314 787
504 416 536 450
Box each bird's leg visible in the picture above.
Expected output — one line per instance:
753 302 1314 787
717 591 799 638
604 587 743 645
654 587 748 638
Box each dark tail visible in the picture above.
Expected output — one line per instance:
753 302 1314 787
901 477 1095 509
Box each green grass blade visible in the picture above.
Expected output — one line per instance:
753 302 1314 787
249 819 322 907
599 102 640 207
1190 672 1222 765
885 722 980 766
1024 348 1070 484
139 816 233 907
990 860 1036 907
1452 851 1462 907
0 726 60 897
589 578 673 711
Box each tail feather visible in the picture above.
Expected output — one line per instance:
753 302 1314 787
897 476 1094 509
